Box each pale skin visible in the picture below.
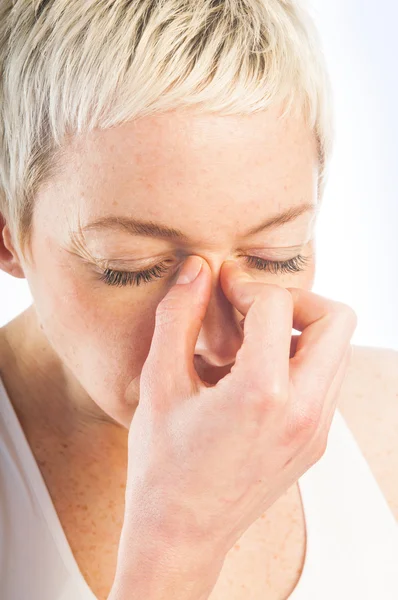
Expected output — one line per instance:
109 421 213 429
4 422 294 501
0 103 397 600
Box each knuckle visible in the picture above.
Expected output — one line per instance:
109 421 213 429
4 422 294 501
265 383 288 406
156 290 180 312
155 297 182 326
313 433 329 461
298 405 321 432
346 306 358 329
243 382 286 416
258 284 294 309
285 403 321 442
331 302 358 329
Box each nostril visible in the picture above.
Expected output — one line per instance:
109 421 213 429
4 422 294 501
203 381 216 388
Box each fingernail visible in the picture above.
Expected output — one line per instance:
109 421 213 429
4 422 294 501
176 256 203 284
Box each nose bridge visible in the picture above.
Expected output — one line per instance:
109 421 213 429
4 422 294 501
194 267 244 368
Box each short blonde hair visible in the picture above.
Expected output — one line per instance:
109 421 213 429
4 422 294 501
0 0 334 263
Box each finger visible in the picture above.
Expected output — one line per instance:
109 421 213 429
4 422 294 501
298 343 353 459
319 343 353 433
283 343 353 470
140 256 211 404
286 286 357 405
218 260 292 397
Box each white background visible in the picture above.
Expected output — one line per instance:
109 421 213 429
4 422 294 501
1 1 397 350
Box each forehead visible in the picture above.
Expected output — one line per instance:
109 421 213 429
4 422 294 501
48 105 319 242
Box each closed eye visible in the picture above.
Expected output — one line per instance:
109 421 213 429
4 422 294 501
98 254 311 287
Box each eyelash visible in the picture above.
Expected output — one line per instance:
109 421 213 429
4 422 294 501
98 254 311 288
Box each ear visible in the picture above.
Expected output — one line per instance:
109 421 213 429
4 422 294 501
0 213 26 279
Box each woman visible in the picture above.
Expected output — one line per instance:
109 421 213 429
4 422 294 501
0 1 397 599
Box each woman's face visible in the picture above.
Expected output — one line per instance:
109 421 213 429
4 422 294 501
10 105 319 427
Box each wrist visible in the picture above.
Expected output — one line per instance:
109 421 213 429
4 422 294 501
110 525 224 600
109 546 221 600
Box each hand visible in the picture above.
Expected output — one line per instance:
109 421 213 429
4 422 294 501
117 255 357 575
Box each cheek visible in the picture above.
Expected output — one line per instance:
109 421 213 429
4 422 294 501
27 254 162 413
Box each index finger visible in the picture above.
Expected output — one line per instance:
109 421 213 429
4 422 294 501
218 261 293 398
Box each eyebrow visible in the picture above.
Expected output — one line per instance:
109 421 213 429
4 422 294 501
81 202 317 241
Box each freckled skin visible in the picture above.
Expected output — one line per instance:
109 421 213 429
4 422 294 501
0 103 318 434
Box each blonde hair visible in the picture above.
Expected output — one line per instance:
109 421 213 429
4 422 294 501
0 0 334 263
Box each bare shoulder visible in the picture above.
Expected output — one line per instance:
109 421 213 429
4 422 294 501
337 344 398 521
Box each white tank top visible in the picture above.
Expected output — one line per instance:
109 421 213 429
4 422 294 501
1 374 398 600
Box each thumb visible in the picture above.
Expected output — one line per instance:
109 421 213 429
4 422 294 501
140 255 211 405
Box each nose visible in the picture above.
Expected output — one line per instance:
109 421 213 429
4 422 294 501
193 277 244 385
